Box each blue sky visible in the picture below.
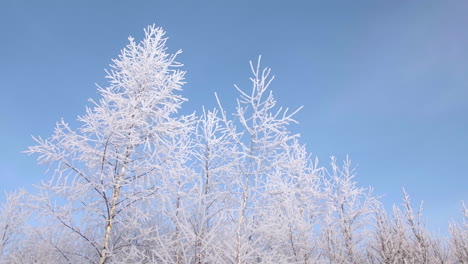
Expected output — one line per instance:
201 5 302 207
1 0 467 233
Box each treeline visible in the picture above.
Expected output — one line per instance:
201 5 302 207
0 25 466 264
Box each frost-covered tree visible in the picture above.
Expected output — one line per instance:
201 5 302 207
214 58 316 263
320 157 377 263
400 190 435 263
181 108 238 263
449 202 468 263
26 25 193 263
368 191 454 264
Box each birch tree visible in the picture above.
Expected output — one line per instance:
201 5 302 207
215 57 311 263
26 25 193 263
320 157 377 263
449 202 468 263
368 204 410 264
183 108 238 263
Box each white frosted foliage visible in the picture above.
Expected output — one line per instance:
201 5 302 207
0 25 464 264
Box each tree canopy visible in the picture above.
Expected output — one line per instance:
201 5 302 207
0 25 466 264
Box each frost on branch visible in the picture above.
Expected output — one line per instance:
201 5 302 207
0 191 31 262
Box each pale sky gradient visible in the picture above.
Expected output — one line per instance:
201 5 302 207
1 0 467 234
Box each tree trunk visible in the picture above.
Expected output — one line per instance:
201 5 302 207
99 165 126 264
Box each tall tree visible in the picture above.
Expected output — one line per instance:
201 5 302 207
215 58 307 263
26 25 193 263
320 157 377 263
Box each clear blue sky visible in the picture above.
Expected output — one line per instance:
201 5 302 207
1 0 467 234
